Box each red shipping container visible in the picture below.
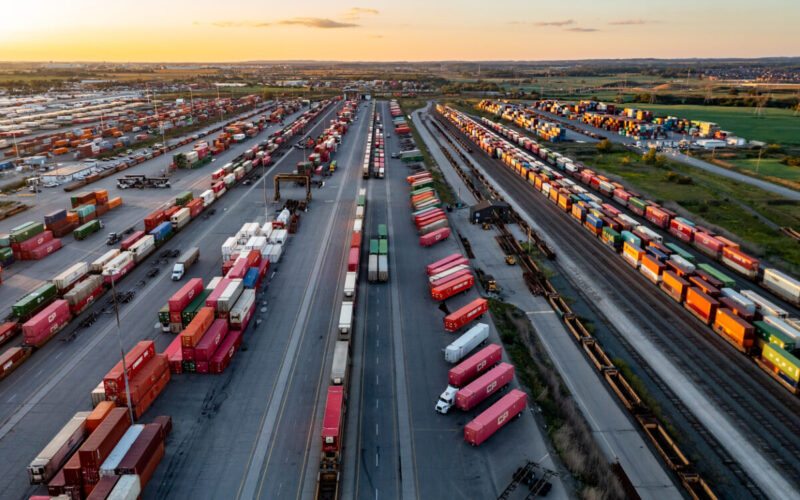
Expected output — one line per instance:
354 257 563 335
246 249 260 267
78 407 131 470
644 206 670 228
163 335 183 373
426 253 462 275
137 440 165 489
30 238 62 260
181 346 195 361
669 219 694 242
257 257 270 279
164 206 180 218
168 278 203 312
85 474 119 500
694 232 724 258
0 321 19 346
444 298 488 332
18 230 54 252
120 231 145 250
61 452 82 486
431 274 474 301
195 360 209 373
113 354 168 405
210 328 242 374
188 198 204 217
414 209 444 225
144 210 165 232
464 389 527 446
420 227 451 246
456 362 514 411
227 258 248 279
103 341 156 395
321 386 344 454
449 344 502 387
427 257 469 277
22 300 70 346
430 269 472 289
206 278 231 310
47 468 67 495
350 232 362 249
721 246 759 276
132 369 170 420
117 423 163 475
347 248 360 272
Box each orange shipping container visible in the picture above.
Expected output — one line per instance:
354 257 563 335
713 308 754 348
685 287 719 325
639 254 664 284
660 270 689 302
86 401 115 433
108 197 123 209
53 147 69 155
67 212 79 223
181 307 214 347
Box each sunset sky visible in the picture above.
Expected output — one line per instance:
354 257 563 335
1 0 797 62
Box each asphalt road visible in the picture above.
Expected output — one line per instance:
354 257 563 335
0 102 302 314
339 101 570 500
0 99 345 499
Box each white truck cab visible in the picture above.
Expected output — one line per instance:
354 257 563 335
171 263 186 281
436 385 459 414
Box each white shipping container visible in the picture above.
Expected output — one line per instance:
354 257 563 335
128 235 155 263
260 222 273 239
268 243 282 263
720 288 756 313
245 236 267 253
762 268 800 304
277 209 290 226
53 262 89 290
230 289 256 325
355 206 365 219
63 275 103 307
636 226 662 244
201 189 215 206
27 411 91 485
108 474 141 500
218 279 244 313
206 276 223 292
378 254 388 282
170 207 190 225
102 251 134 275
353 219 363 233
269 229 287 245
343 272 357 298
91 249 120 273
338 301 353 334
221 237 238 261
100 425 144 477
669 254 696 274
763 315 800 344
444 323 489 363
740 290 788 318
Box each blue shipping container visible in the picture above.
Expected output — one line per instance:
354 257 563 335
646 247 669 263
44 209 67 225
243 268 259 289
586 214 603 229
150 221 172 241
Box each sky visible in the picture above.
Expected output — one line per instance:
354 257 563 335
0 0 798 62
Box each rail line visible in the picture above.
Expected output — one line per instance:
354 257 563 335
423 112 731 500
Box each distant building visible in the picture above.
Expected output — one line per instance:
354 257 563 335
469 200 509 224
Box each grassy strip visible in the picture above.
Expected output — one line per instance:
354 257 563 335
396 99 456 206
488 298 624 499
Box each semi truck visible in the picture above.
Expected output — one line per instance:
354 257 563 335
172 247 200 280
436 362 513 414
444 323 489 363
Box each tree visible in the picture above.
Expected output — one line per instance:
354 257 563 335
642 147 658 164
596 139 612 153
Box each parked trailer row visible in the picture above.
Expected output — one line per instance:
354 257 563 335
437 104 800 395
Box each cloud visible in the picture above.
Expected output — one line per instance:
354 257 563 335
609 19 648 25
277 17 358 28
370 34 383 38
565 27 599 32
342 7 379 21
209 21 271 28
534 19 574 27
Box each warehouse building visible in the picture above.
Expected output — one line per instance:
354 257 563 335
469 200 509 224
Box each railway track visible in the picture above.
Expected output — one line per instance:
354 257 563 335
432 113 800 497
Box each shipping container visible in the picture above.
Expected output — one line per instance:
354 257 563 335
444 323 489 363
456 362 514 411
444 298 488 332
27 411 91 484
464 389 526 446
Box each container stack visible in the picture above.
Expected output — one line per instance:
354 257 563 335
102 341 170 420
8 221 62 260
407 172 449 246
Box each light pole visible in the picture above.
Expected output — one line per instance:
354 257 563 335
108 268 135 423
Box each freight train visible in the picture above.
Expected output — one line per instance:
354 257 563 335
437 104 800 395
0 99 341 383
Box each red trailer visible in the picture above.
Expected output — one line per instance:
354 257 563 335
414 209 444 226
645 206 670 228
693 232 724 259
209 328 242 374
347 248 360 272
168 278 203 313
449 344 502 387
465 389 527 446
431 274 474 301
430 269 472 289
444 298 488 332
456 362 514 411
426 253 463 275
321 386 344 464
22 300 70 346
420 227 451 247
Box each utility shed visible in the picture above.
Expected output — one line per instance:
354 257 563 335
469 200 509 224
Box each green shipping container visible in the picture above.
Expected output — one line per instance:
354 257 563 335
369 239 379 255
379 239 388 255
602 226 621 245
378 225 387 239
697 263 735 288
158 304 170 327
10 222 44 244
75 204 95 217
74 220 100 240
762 343 800 382
182 290 212 326
13 283 58 318
410 187 434 198
176 191 194 206
0 233 9 247
665 243 695 263
0 247 12 260
629 198 648 211
357 196 366 207
754 321 796 352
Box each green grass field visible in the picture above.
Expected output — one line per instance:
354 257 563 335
641 104 800 145
727 158 800 183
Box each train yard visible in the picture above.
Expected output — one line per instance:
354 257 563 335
430 103 800 499
1 92 799 500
